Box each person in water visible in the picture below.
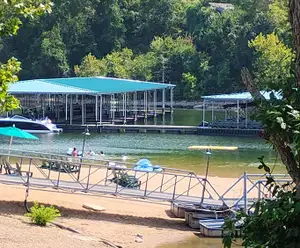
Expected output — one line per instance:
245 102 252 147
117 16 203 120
100 151 105 157
72 147 78 157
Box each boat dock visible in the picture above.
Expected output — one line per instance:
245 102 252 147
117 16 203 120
59 123 261 136
0 149 291 208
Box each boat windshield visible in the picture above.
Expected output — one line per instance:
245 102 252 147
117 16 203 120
10 115 31 120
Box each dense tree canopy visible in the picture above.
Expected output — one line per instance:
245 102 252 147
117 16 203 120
0 0 52 112
0 0 280 100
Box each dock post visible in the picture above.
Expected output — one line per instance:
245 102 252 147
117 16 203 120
243 171 248 212
81 95 84 125
258 181 261 200
134 92 138 123
65 94 68 124
154 90 157 117
99 95 103 125
162 89 166 116
122 93 127 124
95 94 98 124
237 100 240 129
70 95 73 125
202 100 206 127
144 172 150 197
172 175 178 200
170 87 174 114
86 165 92 191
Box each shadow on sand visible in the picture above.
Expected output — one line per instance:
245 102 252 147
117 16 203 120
0 200 192 232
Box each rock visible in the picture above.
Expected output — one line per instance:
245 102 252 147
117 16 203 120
135 234 143 243
82 203 105 212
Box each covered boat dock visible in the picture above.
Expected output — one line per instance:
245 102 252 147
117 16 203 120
8 77 175 127
198 91 280 136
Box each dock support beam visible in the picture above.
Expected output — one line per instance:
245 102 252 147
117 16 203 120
124 93 127 124
70 95 73 125
170 87 174 114
211 101 214 123
162 89 166 115
134 92 138 123
81 95 84 125
154 90 157 117
95 95 98 123
202 100 206 127
144 91 148 120
237 100 240 129
111 94 115 124
99 95 103 125
65 94 68 124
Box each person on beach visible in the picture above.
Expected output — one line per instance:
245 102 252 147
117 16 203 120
72 147 78 157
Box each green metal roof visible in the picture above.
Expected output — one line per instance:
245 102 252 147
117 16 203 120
9 77 174 95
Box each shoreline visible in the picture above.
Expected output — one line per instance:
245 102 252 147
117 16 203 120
0 173 272 247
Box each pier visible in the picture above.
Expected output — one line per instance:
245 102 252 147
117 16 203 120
0 149 291 210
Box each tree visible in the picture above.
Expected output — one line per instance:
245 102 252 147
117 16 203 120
32 25 70 77
223 1 300 247
249 32 294 90
0 0 52 112
74 53 107 77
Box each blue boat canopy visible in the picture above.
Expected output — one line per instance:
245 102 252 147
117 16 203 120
8 77 175 95
202 91 282 102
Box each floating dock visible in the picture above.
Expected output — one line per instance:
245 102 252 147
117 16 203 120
58 124 261 136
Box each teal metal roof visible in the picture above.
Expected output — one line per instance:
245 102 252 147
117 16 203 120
9 77 174 95
202 91 281 101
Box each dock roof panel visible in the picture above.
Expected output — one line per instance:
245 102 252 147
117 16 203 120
9 77 174 95
202 91 281 101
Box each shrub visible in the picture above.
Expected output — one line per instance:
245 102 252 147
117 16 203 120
25 202 61 226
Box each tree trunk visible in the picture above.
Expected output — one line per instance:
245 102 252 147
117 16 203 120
289 0 300 87
241 67 300 197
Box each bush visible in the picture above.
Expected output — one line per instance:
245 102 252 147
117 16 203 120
25 202 61 226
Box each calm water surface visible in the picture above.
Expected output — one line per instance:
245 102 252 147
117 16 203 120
0 131 285 177
158 236 241 248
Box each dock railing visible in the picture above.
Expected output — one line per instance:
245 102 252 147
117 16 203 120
0 149 226 204
0 149 292 209
219 172 292 210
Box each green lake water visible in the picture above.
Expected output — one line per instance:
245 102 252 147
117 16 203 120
0 130 285 177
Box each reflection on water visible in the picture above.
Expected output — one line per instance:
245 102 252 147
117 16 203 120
158 235 240 248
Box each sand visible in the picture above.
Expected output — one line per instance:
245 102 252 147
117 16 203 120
0 158 277 247
0 184 193 248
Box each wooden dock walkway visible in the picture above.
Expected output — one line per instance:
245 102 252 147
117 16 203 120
0 173 228 204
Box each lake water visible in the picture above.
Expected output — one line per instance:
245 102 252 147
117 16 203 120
0 109 285 177
158 235 241 248
0 130 285 177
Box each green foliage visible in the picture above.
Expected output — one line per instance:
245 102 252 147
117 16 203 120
249 33 295 90
25 202 61 226
0 0 289 100
0 0 52 113
0 0 52 36
268 0 291 41
74 53 107 77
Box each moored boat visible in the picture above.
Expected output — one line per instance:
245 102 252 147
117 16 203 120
0 115 62 133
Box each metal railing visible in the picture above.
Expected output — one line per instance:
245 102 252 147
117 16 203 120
0 149 292 209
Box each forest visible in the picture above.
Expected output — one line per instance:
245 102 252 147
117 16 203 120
0 0 285 100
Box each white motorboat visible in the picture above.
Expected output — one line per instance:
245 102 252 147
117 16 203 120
0 115 62 134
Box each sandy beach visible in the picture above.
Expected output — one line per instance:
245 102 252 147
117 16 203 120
0 183 195 248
